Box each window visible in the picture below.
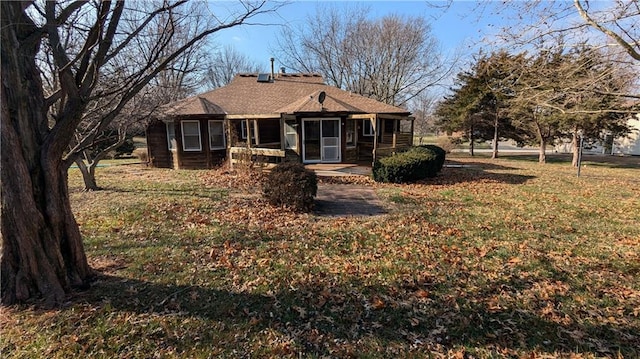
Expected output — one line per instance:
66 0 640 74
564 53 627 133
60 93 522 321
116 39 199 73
166 122 176 150
181 120 201 151
284 122 297 150
208 120 225 150
240 120 257 140
384 119 398 133
345 120 356 147
362 119 375 136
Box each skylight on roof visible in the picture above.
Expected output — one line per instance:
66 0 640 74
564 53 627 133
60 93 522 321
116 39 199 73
257 73 271 83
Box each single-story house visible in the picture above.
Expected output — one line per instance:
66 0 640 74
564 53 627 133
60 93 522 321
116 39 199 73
146 71 414 169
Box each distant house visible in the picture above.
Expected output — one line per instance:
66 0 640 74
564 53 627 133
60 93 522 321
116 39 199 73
554 113 640 156
146 72 414 169
612 113 640 156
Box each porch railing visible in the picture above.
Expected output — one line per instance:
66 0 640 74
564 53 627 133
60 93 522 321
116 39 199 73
229 146 285 168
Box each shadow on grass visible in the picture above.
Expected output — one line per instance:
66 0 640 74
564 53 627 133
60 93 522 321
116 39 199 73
103 185 228 201
500 153 640 169
420 161 536 186
445 160 520 171
61 269 638 357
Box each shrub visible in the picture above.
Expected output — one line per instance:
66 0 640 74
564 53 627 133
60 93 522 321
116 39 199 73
91 133 135 159
133 148 148 163
373 146 444 183
263 162 317 212
418 144 446 173
436 136 457 153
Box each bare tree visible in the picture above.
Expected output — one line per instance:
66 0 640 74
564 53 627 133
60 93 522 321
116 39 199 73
573 0 639 62
65 3 212 191
489 0 639 99
206 45 262 89
1 0 279 307
410 92 439 137
275 5 454 106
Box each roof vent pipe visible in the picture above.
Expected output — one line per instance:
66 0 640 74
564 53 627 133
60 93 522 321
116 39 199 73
270 58 275 81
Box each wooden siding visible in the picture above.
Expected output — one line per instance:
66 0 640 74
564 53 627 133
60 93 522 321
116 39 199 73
174 119 227 169
147 120 172 168
344 147 358 162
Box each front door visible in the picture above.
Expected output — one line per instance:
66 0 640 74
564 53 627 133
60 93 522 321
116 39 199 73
302 118 341 163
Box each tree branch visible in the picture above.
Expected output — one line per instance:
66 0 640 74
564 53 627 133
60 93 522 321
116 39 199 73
574 0 640 61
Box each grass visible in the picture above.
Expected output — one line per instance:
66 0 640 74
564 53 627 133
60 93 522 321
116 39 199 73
2 155 639 358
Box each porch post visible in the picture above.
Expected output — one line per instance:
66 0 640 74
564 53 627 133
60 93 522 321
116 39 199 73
410 117 415 146
280 116 285 151
372 114 378 165
225 117 232 169
253 120 260 146
244 119 252 148
279 116 285 164
392 118 397 149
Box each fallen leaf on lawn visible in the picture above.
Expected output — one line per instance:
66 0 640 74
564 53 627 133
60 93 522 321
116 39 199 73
371 296 385 310
414 289 429 298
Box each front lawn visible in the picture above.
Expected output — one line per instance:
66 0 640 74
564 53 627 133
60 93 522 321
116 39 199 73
2 155 639 358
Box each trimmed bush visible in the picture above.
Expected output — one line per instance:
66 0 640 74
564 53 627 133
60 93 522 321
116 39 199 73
418 144 446 173
373 146 445 183
263 162 317 212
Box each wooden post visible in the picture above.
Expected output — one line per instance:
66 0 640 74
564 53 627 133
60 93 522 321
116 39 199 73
372 115 378 165
253 120 260 146
204 119 212 167
225 118 232 169
279 116 286 164
244 119 251 149
279 116 285 151
410 117 415 146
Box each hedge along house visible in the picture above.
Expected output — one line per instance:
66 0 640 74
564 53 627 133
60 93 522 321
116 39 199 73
146 71 414 169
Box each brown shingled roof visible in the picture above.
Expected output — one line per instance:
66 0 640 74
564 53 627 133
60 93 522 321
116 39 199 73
161 73 410 117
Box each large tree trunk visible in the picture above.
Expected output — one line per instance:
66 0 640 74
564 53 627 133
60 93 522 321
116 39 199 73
469 124 475 156
491 112 499 159
534 119 547 164
538 137 547 163
1 3 93 307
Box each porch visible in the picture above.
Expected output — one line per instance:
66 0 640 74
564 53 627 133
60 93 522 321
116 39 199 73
227 114 414 166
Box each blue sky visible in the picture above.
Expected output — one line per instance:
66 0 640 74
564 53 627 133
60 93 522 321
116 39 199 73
211 1 506 73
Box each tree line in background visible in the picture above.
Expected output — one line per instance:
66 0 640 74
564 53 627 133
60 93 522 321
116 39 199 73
432 0 639 165
435 44 636 164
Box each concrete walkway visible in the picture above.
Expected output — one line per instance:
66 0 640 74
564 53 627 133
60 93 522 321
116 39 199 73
305 163 372 177
314 184 386 217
